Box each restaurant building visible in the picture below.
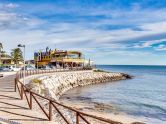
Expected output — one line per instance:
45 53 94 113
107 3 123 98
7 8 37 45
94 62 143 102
34 47 90 68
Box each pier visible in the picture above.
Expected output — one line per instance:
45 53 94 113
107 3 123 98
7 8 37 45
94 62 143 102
0 73 55 124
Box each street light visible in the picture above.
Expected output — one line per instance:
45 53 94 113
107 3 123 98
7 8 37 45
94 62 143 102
18 44 25 84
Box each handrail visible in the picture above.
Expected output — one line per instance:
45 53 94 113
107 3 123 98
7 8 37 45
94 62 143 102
15 68 122 124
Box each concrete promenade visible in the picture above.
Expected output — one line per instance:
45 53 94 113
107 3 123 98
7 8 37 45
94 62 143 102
0 72 56 124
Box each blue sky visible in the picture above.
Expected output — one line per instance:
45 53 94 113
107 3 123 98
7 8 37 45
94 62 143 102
1 0 166 65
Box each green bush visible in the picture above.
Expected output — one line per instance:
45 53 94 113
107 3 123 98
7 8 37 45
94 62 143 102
31 78 42 84
93 69 109 73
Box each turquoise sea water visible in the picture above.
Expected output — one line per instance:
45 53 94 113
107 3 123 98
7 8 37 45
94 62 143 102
61 65 166 123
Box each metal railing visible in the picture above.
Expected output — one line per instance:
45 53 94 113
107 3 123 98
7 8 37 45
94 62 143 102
15 68 121 124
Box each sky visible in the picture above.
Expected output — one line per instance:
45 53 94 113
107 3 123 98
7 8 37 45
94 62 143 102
1 0 166 65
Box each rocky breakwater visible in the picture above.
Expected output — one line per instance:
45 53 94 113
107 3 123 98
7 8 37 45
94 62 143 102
26 71 132 101
25 70 134 124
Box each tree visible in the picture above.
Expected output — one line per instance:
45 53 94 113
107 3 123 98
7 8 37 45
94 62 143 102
0 43 3 50
11 48 23 65
1 51 6 57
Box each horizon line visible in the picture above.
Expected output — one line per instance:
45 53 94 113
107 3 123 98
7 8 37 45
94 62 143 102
97 64 166 66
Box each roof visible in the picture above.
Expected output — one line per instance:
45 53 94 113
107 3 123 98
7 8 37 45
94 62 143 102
67 51 82 55
1 57 12 60
35 50 82 56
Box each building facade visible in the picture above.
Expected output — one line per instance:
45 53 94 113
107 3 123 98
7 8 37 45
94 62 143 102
34 48 88 68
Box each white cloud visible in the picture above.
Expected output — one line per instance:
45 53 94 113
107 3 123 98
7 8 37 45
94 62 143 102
140 22 166 32
4 3 18 9
0 3 18 11
0 12 17 21
134 38 166 48
155 44 166 51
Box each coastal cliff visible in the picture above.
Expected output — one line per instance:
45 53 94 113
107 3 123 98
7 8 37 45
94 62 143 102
25 70 131 101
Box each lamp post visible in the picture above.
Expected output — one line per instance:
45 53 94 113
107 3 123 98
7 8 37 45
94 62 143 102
0 43 3 65
18 44 25 84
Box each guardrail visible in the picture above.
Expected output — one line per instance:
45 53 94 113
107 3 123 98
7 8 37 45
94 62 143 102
15 68 121 124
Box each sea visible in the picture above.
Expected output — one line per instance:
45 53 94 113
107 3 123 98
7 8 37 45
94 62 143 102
60 65 166 124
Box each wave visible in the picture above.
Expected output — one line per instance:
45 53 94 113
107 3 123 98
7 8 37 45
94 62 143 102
129 101 166 113
126 101 166 121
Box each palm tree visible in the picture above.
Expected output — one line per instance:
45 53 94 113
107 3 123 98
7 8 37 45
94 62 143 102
11 48 23 65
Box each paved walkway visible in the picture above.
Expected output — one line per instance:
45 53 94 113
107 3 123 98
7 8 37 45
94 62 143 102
0 73 56 124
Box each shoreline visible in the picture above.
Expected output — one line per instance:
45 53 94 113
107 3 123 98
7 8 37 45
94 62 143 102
60 98 145 124
24 70 145 124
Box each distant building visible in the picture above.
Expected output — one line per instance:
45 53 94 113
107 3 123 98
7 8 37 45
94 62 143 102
34 48 89 68
0 54 23 65
1 55 14 65
25 60 35 65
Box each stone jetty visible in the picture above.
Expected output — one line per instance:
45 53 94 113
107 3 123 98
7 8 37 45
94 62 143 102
25 70 131 101
24 70 135 124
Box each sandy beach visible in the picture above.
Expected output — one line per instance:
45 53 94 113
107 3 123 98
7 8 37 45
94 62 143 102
60 98 146 124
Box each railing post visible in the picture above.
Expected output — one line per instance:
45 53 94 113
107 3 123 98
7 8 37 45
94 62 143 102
19 71 21 78
76 112 79 124
20 71 22 78
20 71 21 78
49 100 52 121
14 78 17 92
30 92 32 109
21 84 23 100
22 71 23 78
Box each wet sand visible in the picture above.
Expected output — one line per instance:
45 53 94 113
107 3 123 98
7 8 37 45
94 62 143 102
60 98 146 124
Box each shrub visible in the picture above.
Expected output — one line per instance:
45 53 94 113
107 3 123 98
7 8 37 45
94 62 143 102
93 69 109 73
31 78 42 84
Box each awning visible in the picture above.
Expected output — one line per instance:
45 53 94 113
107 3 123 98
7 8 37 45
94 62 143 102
51 58 85 63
